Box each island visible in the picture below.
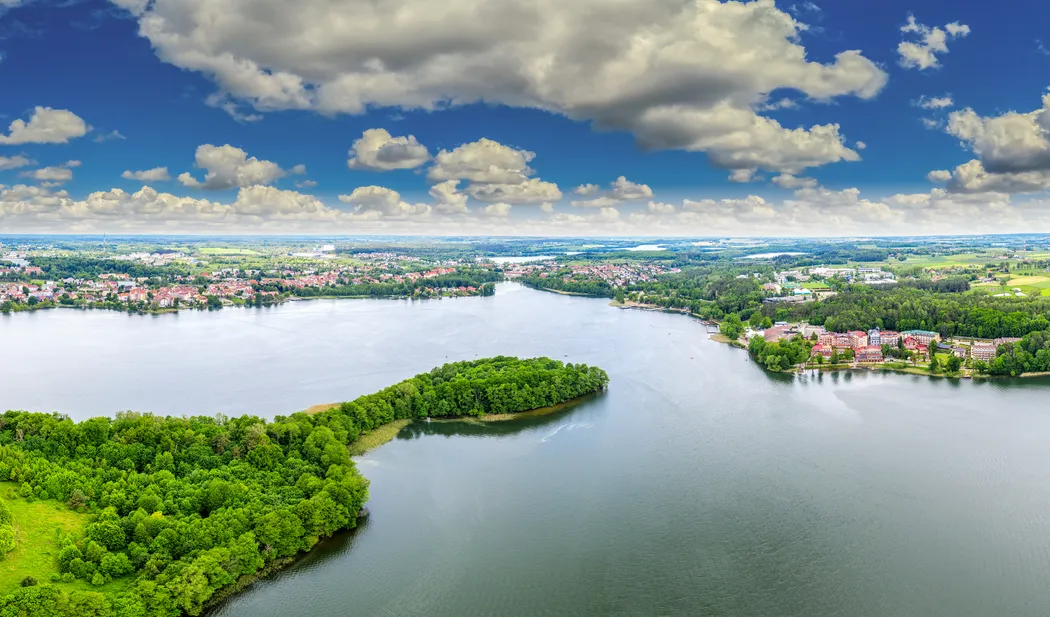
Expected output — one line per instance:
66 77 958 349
0 356 609 616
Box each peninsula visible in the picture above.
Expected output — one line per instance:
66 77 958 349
0 357 609 616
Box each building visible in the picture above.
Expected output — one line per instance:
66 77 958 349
811 344 833 359
951 346 968 359
818 332 835 347
802 324 826 339
856 346 883 363
972 342 998 361
903 330 940 346
764 325 798 342
849 331 869 349
868 328 882 346
879 331 902 346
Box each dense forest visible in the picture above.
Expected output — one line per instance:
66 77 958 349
747 336 814 371
0 357 608 616
985 330 1050 376
777 287 1050 339
260 270 500 299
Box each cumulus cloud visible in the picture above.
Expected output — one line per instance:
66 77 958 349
466 178 562 204
337 186 431 217
21 166 74 184
295 179 318 189
898 15 970 70
936 92 1050 193
571 176 651 206
115 0 886 175
927 169 952 183
178 144 287 190
427 138 534 184
772 173 818 189
482 203 512 218
0 107 88 144
348 128 430 171
728 169 757 183
573 184 600 196
429 180 469 215
122 167 171 182
0 155 33 171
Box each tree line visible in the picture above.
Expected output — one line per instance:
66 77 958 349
0 357 608 616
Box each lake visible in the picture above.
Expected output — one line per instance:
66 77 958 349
4 284 1050 616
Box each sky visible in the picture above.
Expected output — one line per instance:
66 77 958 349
1 0 1050 236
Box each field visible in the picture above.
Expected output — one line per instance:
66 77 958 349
0 486 84 591
0 485 133 596
866 251 1050 269
804 281 831 290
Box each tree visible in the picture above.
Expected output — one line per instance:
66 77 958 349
720 314 744 340
946 355 963 373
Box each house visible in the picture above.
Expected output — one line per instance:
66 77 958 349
856 346 883 363
903 336 928 357
951 346 968 359
818 332 835 347
868 328 882 346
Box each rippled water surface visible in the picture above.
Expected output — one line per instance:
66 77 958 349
4 284 1050 616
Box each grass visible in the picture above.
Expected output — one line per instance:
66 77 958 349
0 487 79 591
349 419 413 456
0 485 135 597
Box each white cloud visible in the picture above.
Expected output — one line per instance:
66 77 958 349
0 107 88 145
855 141 867 150
290 164 307 175
646 201 677 215
205 93 264 123
0 155 33 171
348 128 430 171
94 130 126 143
178 144 287 190
927 169 952 183
119 0 886 175
539 202 555 213
122 167 171 182
295 179 318 189
427 138 534 184
772 173 817 189
898 15 970 70
429 180 469 215
466 178 562 204
571 176 651 206
21 166 74 184
337 186 431 217
570 196 622 208
917 95 953 109
921 117 942 130
608 176 653 200
729 169 757 183
482 203 512 218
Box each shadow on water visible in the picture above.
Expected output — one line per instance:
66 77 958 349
396 392 604 442
203 393 602 616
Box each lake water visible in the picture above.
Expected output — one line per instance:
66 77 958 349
4 284 1050 616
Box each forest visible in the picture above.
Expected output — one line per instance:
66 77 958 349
778 287 1050 339
0 357 608 616
984 330 1050 376
258 269 500 299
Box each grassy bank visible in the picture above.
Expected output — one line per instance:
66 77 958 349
349 419 413 456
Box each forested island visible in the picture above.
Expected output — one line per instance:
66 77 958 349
0 357 608 616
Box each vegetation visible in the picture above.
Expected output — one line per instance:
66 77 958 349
0 357 608 616
779 287 1050 339
985 330 1050 376
747 336 813 371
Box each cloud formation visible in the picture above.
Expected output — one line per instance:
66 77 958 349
178 144 289 190
0 107 88 144
114 0 886 175
571 176 651 207
122 167 172 182
348 128 430 171
898 15 970 70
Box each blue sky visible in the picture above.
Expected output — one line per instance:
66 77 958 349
1 0 1050 235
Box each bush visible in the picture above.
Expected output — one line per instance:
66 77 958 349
19 577 36 588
